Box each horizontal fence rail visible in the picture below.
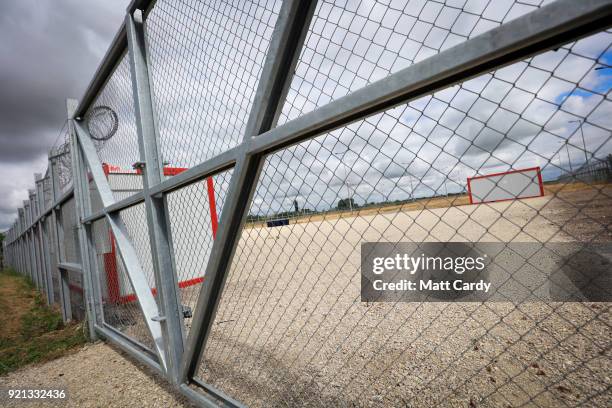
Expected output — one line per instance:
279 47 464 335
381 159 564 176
3 0 612 407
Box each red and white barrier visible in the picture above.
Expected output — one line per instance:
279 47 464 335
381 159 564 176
467 167 544 204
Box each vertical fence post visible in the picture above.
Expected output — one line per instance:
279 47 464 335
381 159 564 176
35 176 47 300
8 235 12 269
2 236 5 270
21 208 28 278
68 98 98 340
77 112 106 333
9 236 12 269
23 208 28 278
39 174 54 305
40 216 53 304
29 191 41 291
19 215 23 274
35 176 45 293
15 213 20 273
23 202 29 280
16 234 19 273
50 153 72 322
24 200 33 284
180 0 318 383
83 216 105 327
15 221 20 273
29 191 37 290
126 8 184 383
35 173 52 304
17 235 20 274
17 210 23 274
21 225 26 276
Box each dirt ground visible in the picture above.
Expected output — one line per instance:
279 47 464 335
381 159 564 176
0 342 192 408
194 184 612 407
0 271 87 376
0 272 189 407
95 183 611 407
0 272 39 341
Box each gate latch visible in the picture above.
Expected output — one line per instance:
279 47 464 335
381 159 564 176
182 305 193 319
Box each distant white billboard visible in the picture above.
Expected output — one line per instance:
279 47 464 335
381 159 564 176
467 167 544 204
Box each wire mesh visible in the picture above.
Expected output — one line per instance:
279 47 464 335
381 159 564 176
35 226 46 296
59 195 86 319
43 175 53 210
31 194 39 219
279 0 552 125
118 203 157 296
45 216 61 306
53 128 73 194
60 196 81 264
166 169 234 333
92 206 156 351
85 54 141 200
195 30 612 408
30 225 40 289
144 0 282 169
67 269 86 321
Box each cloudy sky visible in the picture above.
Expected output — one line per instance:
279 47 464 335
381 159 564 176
2 0 611 231
0 0 129 231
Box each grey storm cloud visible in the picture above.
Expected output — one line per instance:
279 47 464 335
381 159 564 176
0 0 129 230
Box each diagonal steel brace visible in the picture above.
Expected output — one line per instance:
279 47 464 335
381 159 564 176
74 120 167 368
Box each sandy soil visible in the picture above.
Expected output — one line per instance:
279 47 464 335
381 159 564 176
194 185 612 407
0 342 192 408
92 184 611 407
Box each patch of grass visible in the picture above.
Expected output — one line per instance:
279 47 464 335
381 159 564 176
21 291 63 338
0 268 87 376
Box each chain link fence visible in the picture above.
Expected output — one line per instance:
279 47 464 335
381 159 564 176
53 127 73 194
145 0 282 169
279 0 550 124
2 1 610 407
166 169 234 334
92 205 158 352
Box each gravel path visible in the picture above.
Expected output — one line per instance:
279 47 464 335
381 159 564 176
0 342 192 408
